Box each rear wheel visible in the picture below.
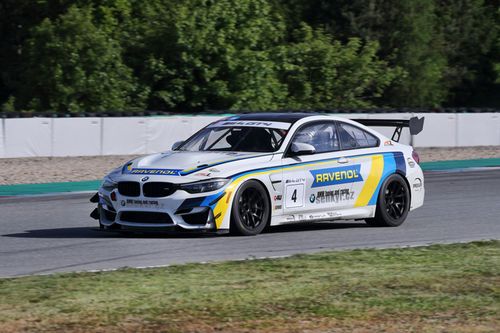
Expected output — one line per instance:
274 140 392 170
365 173 410 227
230 180 270 236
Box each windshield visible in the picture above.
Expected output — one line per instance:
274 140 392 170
178 126 289 152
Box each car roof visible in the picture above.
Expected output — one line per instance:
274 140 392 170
226 112 319 124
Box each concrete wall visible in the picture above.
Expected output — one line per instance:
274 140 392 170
456 113 500 147
0 113 498 158
4 118 52 157
0 119 5 158
52 118 102 156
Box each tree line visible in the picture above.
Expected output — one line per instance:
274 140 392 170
1 0 499 114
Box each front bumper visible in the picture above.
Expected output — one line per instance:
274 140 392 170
94 185 226 232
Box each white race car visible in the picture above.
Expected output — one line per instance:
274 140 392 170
90 113 425 235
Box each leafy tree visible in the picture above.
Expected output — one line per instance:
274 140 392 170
19 5 145 112
1 0 498 112
122 0 287 111
385 0 447 107
286 0 448 107
436 0 499 105
117 0 399 111
0 0 74 108
276 0 499 107
275 24 402 109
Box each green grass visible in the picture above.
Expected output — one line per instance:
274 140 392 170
0 241 499 332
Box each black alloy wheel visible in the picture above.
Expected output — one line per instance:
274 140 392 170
231 180 270 235
385 180 408 220
365 173 410 227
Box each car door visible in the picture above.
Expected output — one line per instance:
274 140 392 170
281 121 361 219
336 121 381 208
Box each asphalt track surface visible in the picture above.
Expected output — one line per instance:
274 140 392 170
1 169 499 278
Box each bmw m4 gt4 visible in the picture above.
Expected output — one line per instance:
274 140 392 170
90 113 425 235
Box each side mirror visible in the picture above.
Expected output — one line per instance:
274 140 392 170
289 142 316 156
172 141 184 150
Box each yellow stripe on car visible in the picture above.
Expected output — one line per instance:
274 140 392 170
355 155 384 207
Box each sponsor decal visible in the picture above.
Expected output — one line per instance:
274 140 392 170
210 120 291 130
384 140 394 146
312 189 355 204
274 205 282 210
310 165 363 188
122 162 134 173
124 199 164 209
224 121 273 126
273 194 282 201
195 172 211 177
285 178 306 184
209 168 221 173
297 212 341 221
327 211 342 218
129 168 182 176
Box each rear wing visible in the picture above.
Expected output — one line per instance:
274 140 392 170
351 117 424 142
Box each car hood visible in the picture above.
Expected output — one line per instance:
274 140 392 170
123 151 273 178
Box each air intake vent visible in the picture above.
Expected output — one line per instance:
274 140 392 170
118 181 140 197
120 211 173 224
143 182 177 197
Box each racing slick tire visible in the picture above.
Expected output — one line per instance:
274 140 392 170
365 173 410 227
230 180 270 236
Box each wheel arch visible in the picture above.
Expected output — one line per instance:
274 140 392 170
371 171 411 213
231 177 273 228
394 171 412 203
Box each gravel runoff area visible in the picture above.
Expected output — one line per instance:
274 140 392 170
0 146 499 185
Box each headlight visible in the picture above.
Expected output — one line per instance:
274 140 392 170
180 179 230 194
101 176 118 192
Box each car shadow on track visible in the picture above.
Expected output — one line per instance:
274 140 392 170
265 221 369 234
2 221 370 239
2 227 115 239
1 227 220 239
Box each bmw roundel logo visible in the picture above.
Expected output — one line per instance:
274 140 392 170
141 176 149 182
309 194 316 203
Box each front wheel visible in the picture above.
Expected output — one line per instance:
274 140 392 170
230 180 270 236
365 173 410 227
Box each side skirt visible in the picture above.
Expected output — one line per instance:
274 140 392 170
270 206 376 225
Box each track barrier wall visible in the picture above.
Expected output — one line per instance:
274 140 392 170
1 113 499 158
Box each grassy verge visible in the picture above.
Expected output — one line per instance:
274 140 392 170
0 241 498 333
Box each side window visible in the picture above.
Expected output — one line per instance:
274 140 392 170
291 122 339 153
338 122 378 149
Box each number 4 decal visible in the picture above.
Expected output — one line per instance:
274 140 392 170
285 184 304 208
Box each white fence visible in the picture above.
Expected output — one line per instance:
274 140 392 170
0 113 499 158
